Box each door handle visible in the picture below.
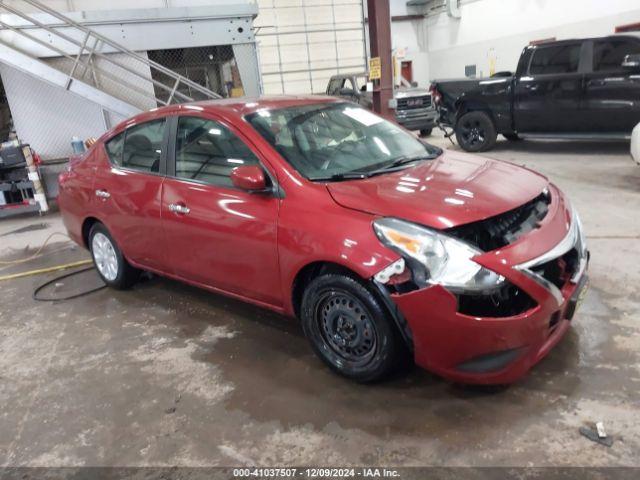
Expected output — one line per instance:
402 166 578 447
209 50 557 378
588 78 624 87
168 203 190 215
95 189 110 199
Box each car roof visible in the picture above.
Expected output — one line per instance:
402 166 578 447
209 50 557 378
135 94 343 121
106 95 346 140
195 94 344 114
528 32 640 48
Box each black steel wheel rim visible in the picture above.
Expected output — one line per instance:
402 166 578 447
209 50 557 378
315 290 377 366
460 119 486 147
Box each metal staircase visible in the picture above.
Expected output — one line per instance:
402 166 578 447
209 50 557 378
0 0 222 118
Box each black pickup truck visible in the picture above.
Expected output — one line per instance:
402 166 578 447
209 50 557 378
431 34 640 152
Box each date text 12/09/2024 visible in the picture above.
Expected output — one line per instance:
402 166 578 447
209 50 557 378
233 468 401 478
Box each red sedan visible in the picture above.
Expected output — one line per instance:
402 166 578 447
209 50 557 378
58 96 589 384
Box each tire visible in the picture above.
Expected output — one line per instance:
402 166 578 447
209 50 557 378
300 273 403 382
89 223 140 289
419 128 433 137
455 111 497 152
503 133 521 141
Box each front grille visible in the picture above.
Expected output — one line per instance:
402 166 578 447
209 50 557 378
397 95 432 110
530 247 579 289
447 191 551 252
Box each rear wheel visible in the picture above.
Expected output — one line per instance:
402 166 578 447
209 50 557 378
419 128 433 137
455 111 497 152
90 223 139 289
300 273 403 382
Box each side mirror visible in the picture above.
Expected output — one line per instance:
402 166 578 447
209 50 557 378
230 165 268 192
622 54 640 69
339 87 356 97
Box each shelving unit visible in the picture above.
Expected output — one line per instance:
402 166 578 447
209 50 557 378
0 141 48 218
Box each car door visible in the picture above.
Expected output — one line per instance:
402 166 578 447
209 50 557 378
582 37 640 133
161 114 282 306
513 41 585 132
93 117 169 270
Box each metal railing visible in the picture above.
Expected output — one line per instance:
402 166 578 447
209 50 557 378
0 0 222 109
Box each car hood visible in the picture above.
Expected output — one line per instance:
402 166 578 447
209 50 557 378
395 88 431 98
326 150 549 229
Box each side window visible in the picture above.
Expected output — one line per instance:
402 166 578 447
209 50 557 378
105 132 124 165
175 116 260 187
529 44 581 75
593 39 640 73
120 119 166 173
327 78 345 95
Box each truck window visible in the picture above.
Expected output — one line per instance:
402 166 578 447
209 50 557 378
529 44 581 75
327 78 345 95
355 75 368 91
593 39 640 73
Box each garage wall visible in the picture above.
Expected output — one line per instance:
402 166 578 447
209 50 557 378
255 0 367 95
389 0 640 84
425 0 640 80
390 2 430 88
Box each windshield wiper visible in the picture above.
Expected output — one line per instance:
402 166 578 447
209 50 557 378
310 149 443 182
311 171 371 182
386 153 439 169
363 152 440 177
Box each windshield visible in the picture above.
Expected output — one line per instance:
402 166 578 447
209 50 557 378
246 102 441 181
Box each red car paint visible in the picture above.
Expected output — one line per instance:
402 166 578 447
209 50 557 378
58 96 587 384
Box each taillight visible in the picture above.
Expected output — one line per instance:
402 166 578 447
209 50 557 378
429 84 441 105
32 150 42 165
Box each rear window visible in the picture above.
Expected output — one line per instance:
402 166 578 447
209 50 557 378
529 44 581 75
327 78 345 95
105 132 124 165
593 39 640 73
105 119 166 173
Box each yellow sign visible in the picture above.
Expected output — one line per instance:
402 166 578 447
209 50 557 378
369 57 381 80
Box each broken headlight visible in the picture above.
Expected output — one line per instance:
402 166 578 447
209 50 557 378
373 217 505 292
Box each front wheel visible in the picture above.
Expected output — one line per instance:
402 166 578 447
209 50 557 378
300 273 403 382
90 223 140 289
455 111 497 152
419 128 433 137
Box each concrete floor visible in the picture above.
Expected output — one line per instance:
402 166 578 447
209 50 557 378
1 133 639 467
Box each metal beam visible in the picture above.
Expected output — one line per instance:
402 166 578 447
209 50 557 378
366 0 394 119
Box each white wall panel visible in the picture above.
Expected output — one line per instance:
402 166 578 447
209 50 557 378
255 0 366 95
388 0 640 82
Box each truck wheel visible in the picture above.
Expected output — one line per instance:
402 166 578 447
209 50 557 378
503 133 521 141
455 111 497 152
419 128 433 137
300 273 403 383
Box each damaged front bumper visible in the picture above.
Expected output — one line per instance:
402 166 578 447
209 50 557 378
378 185 589 384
